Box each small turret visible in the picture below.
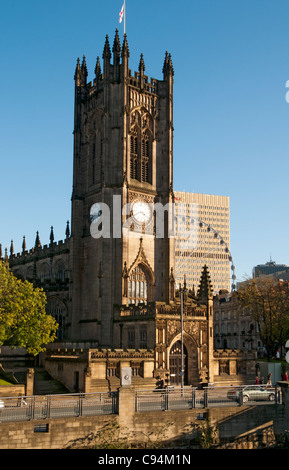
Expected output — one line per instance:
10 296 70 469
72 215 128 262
139 53 145 74
50 226 54 245
81 55 88 85
103 35 111 79
74 58 82 86
197 265 213 302
163 51 174 80
10 240 14 257
121 33 129 79
103 34 111 60
22 236 26 253
139 53 145 90
113 29 121 66
94 56 102 86
35 231 41 249
121 33 130 59
66 221 70 239
74 55 88 87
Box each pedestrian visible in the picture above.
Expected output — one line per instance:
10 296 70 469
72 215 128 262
267 373 272 386
255 376 259 385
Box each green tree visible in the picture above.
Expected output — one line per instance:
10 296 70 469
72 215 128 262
0 261 58 355
236 276 289 360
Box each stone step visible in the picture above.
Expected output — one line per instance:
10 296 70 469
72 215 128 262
33 368 69 395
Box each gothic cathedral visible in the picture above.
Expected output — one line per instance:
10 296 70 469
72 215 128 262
4 32 255 391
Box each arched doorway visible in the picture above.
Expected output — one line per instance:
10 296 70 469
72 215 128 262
169 341 188 386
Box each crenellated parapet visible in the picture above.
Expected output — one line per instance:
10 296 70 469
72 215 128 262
74 29 172 100
6 238 70 265
117 297 207 319
90 348 155 361
1 222 71 287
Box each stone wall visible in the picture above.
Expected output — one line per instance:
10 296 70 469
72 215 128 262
0 386 285 449
279 381 289 431
0 385 25 398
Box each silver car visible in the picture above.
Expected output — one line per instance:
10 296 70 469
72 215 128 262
228 386 275 403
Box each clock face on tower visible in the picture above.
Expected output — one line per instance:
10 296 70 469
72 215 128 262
132 201 152 224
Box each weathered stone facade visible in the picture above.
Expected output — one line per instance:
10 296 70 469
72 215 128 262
2 32 256 390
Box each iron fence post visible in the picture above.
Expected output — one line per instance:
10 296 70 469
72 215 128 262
78 393 83 416
239 389 243 406
114 391 118 414
204 389 208 408
275 384 280 404
192 388 196 408
46 396 51 419
164 390 169 410
135 392 138 412
30 396 35 420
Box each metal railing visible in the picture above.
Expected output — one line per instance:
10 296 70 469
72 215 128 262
0 392 118 423
135 384 282 412
0 385 283 423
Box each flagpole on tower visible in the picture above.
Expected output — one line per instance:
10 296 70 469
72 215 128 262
124 0 126 35
119 1 126 35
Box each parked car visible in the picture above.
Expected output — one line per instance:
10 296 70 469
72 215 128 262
227 386 275 403
0 400 4 409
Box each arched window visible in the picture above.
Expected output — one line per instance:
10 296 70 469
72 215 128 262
130 132 138 179
54 261 66 281
46 298 67 340
128 265 148 305
40 263 50 282
129 109 152 184
141 132 150 183
26 266 34 281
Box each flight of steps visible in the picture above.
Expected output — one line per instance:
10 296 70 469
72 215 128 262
33 367 69 395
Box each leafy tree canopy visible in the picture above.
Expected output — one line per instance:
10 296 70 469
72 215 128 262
236 276 289 360
0 261 58 355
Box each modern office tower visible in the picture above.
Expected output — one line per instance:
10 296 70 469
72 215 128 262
174 191 232 294
252 260 289 278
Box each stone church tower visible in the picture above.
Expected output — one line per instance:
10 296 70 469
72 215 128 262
70 31 175 346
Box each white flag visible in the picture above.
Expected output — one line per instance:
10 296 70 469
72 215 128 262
119 3 124 23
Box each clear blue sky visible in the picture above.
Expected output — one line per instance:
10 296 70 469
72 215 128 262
1 0 289 284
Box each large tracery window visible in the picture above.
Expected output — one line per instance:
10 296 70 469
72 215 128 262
130 132 138 179
128 265 148 305
141 133 150 183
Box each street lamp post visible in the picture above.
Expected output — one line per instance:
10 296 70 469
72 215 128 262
180 277 186 394
180 287 184 392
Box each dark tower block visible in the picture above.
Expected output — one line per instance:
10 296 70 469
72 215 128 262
70 31 175 345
